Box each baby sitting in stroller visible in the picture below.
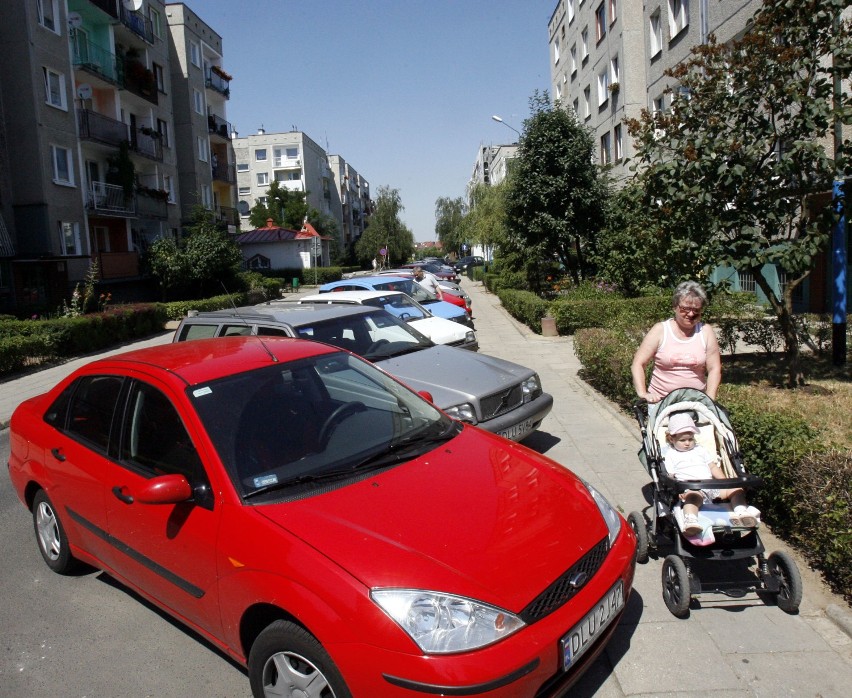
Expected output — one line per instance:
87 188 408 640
664 412 761 536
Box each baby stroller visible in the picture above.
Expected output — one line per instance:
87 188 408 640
627 388 802 617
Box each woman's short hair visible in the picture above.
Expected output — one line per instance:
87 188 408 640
672 281 708 309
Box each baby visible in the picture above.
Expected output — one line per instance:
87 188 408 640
663 412 760 536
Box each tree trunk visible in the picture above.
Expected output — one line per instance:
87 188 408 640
754 271 805 388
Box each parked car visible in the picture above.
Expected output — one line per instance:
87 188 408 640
175 304 552 440
403 261 460 282
320 275 472 326
8 336 636 697
376 269 473 315
291 290 478 350
455 255 486 272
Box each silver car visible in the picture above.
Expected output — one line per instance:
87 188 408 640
174 305 552 441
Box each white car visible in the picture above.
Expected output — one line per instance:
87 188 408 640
290 291 478 350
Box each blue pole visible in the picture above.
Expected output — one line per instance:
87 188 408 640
832 179 847 366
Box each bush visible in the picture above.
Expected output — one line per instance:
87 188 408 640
257 266 344 286
496 289 550 331
573 327 643 408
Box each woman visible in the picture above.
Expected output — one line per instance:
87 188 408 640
632 281 721 404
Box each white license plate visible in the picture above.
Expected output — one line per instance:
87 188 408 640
499 418 533 440
560 580 624 670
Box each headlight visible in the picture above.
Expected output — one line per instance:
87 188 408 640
522 374 542 400
444 403 475 423
582 480 622 546
464 331 476 344
371 589 525 653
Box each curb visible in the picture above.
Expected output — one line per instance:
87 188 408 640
827 604 852 639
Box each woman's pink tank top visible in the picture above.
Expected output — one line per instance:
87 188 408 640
648 319 707 399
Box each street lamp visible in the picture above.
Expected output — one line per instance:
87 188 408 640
491 114 521 139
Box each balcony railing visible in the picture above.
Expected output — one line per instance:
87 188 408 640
88 0 119 20
71 33 119 83
77 109 128 148
205 71 230 97
99 251 139 279
216 206 240 227
212 162 236 184
120 59 158 105
131 127 163 161
88 182 135 216
136 192 168 218
207 113 232 139
119 4 154 44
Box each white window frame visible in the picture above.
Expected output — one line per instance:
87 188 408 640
197 137 209 163
610 54 620 85
51 145 74 185
556 83 563 101
190 41 201 68
255 148 268 161
595 3 607 42
163 175 175 203
273 148 284 167
149 6 162 39
583 86 591 119
237 162 249 172
238 186 251 196
570 45 577 74
614 124 623 161
157 118 170 147
572 97 580 115
59 222 81 256
600 132 612 166
193 88 203 114
597 69 609 106
201 184 212 209
43 68 67 110
668 0 689 39
650 11 663 56
581 27 589 61
37 0 59 33
553 35 561 64
608 0 617 25
257 172 269 186
567 0 575 24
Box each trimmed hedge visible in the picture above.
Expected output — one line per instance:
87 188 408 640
496 290 550 332
255 266 344 286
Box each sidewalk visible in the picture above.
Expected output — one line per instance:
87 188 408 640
2 280 851 695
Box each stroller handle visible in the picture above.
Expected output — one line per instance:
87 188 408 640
662 474 764 493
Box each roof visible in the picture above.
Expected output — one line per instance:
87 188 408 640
200 303 376 325
234 219 330 244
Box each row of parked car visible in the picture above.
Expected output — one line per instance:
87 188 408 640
7 273 637 698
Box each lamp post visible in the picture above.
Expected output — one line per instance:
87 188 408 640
491 114 521 140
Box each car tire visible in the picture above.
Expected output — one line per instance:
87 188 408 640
32 490 79 574
627 511 649 564
248 620 352 698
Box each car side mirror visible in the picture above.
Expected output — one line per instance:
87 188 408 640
135 474 193 504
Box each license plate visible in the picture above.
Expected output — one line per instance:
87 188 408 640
499 418 533 440
560 580 624 670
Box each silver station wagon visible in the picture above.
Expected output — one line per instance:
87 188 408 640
175 305 552 441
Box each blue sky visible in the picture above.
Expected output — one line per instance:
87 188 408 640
194 0 554 242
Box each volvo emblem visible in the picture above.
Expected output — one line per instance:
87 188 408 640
568 571 589 589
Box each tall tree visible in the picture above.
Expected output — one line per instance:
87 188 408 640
248 181 312 229
464 181 509 254
355 186 414 266
626 0 851 387
504 91 607 286
434 196 468 256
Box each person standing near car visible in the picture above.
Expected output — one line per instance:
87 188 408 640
631 280 721 404
413 266 443 300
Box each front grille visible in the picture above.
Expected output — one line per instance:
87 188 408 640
480 384 523 420
520 537 610 624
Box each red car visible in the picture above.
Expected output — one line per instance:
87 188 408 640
8 337 635 697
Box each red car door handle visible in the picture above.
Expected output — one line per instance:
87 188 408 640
112 486 134 504
50 448 66 462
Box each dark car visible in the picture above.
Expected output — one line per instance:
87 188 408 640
454 255 486 272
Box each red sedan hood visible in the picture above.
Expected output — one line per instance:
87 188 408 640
257 428 608 611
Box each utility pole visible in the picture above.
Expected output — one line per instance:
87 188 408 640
832 11 847 366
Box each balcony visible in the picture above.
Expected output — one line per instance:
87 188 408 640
119 4 154 44
207 113 232 140
120 58 158 105
77 109 128 148
136 190 168 218
99 251 139 279
71 34 119 84
216 206 239 227
130 127 163 161
86 0 119 20
205 70 230 98
212 162 236 184
88 182 135 216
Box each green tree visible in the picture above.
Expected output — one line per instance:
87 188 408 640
248 181 312 229
434 196 468 256
355 186 414 266
465 180 509 254
626 0 851 387
504 91 607 287
146 234 188 301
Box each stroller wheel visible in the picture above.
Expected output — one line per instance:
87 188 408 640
768 550 803 614
662 555 692 618
627 511 649 563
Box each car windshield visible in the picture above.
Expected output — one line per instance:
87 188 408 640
292 310 434 360
188 352 457 501
360 294 427 322
371 279 436 304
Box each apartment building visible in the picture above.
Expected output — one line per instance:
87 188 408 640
233 130 371 256
548 0 760 181
0 0 235 314
468 143 518 197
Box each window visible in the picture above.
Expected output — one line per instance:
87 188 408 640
190 41 201 67
201 184 212 209
37 0 59 33
255 148 267 161
257 172 269 186
567 0 575 23
595 3 607 42
581 27 589 61
149 7 162 39
60 222 81 256
600 132 612 166
739 271 755 293
572 97 580 115
238 186 251 196
610 55 620 85
163 175 174 203
597 69 609 106
570 45 577 74
237 162 249 172
56 376 123 451
554 35 561 64
51 145 73 185
157 118 170 147
609 0 617 24
273 148 284 167
583 86 591 119
556 83 563 101
193 89 203 114
286 148 299 160
668 0 689 38
153 63 165 92
43 68 66 110
650 10 663 56
614 124 623 160
652 95 665 115
197 137 209 162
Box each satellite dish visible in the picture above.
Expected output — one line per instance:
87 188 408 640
67 12 83 29
77 84 92 100
123 0 143 11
